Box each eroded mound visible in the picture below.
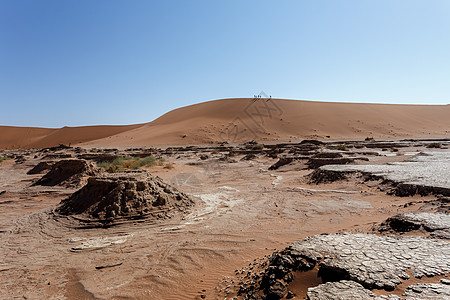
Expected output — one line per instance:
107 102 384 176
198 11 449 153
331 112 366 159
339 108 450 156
33 159 99 187
55 170 194 222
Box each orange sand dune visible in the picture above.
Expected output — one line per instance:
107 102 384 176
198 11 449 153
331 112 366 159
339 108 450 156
0 124 143 149
84 98 450 147
1 99 449 149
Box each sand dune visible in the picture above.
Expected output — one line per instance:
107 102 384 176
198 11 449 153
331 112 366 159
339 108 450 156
84 98 450 147
1 99 449 149
0 124 143 149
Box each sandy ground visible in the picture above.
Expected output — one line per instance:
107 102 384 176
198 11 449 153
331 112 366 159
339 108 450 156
1 98 449 149
0 142 446 299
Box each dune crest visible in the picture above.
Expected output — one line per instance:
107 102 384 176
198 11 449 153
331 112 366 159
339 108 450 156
1 99 449 149
84 98 450 147
0 124 143 149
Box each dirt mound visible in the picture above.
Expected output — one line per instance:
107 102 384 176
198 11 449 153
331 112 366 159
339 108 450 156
55 170 194 222
33 159 100 187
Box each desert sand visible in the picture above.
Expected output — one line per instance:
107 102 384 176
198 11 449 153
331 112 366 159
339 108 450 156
1 98 449 149
0 99 449 299
0 124 143 149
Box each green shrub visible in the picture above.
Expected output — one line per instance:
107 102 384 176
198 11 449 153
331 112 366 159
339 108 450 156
0 156 11 163
97 156 164 173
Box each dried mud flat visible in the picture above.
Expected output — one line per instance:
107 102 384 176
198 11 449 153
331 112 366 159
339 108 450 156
0 139 449 299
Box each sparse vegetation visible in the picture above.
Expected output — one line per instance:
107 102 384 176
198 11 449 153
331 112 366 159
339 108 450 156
427 143 442 149
335 144 349 151
97 156 164 173
0 156 11 163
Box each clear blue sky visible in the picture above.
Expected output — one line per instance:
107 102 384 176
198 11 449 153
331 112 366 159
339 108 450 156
1 0 449 127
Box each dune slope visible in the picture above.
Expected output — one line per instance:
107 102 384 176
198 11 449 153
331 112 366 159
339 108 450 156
0 124 143 149
1 99 449 149
84 98 450 147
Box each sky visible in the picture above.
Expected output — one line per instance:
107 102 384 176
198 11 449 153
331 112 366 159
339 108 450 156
1 0 449 127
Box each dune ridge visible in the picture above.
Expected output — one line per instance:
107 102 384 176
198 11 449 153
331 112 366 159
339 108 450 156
1 98 449 149
0 124 143 149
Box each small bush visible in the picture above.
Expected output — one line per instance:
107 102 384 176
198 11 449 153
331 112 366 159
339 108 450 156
0 156 11 163
427 143 442 149
97 156 164 173
335 144 349 151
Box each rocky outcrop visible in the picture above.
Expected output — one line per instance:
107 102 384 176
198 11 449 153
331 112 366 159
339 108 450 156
77 153 118 162
404 282 450 299
379 212 450 239
237 233 450 299
27 161 54 175
55 170 194 222
307 280 378 299
306 280 450 299
33 159 100 187
308 169 352 184
317 151 450 196
268 158 293 170
307 157 354 169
